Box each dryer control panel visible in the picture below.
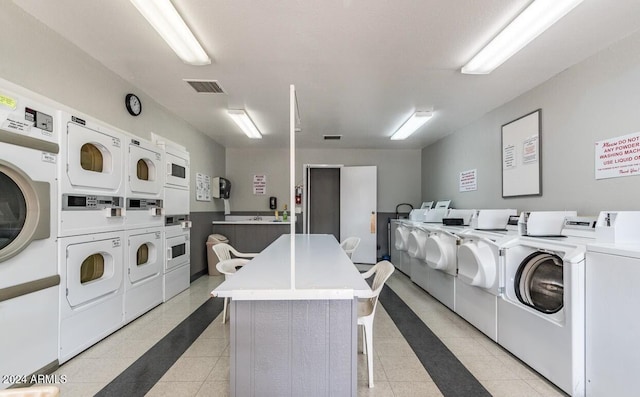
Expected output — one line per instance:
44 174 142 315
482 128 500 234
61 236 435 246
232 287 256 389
126 198 163 210
62 194 124 210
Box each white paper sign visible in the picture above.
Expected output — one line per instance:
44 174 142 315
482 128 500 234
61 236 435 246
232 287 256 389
594 132 640 179
522 135 539 164
503 145 516 169
253 174 266 195
459 169 477 192
196 173 211 201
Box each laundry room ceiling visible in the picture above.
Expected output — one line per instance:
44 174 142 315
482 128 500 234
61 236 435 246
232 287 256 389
11 0 640 149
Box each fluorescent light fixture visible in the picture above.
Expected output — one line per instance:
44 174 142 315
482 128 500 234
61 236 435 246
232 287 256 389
390 111 433 140
227 110 262 139
130 0 211 65
461 0 584 74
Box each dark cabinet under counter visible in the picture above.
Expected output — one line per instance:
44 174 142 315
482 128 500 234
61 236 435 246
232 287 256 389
212 221 300 253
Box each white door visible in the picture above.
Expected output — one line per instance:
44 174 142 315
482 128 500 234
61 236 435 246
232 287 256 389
340 166 377 264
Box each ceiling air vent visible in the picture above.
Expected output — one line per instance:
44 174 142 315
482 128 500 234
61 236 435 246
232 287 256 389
184 80 226 94
323 135 342 141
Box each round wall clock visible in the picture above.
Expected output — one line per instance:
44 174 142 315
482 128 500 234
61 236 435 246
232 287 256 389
125 93 142 116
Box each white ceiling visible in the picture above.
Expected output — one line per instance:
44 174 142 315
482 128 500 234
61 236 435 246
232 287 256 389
12 0 640 149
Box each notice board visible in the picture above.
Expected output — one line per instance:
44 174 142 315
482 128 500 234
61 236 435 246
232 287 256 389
502 110 541 197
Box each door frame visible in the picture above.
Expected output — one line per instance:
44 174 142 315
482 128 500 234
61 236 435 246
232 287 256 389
302 164 343 234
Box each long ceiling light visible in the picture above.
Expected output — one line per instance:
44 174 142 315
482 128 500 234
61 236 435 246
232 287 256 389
390 111 433 140
228 110 262 139
461 0 584 74
130 0 211 65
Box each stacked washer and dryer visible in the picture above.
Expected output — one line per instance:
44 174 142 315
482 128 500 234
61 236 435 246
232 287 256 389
498 211 595 397
57 111 127 363
153 136 191 302
123 137 165 323
0 83 61 384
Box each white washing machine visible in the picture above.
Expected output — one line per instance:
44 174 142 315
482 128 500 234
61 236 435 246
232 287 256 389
163 214 191 302
125 137 164 229
454 209 518 341
498 211 592 397
0 84 60 385
124 227 163 323
58 230 125 363
58 111 125 236
423 221 458 310
585 211 640 397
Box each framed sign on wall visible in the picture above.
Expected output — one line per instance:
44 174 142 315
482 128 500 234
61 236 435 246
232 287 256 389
501 109 541 198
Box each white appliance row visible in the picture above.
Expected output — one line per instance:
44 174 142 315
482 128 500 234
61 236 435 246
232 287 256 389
392 207 627 397
0 79 192 387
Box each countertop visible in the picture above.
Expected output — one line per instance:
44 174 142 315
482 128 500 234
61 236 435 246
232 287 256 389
212 234 371 300
212 215 294 225
212 220 293 225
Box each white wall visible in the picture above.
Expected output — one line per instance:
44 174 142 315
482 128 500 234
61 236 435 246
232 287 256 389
226 148 421 213
0 3 225 212
422 29 640 215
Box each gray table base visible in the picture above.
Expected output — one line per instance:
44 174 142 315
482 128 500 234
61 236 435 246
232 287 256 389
229 299 358 397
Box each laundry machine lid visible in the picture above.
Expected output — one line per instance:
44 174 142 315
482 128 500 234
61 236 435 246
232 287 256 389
395 225 409 250
407 229 427 258
425 234 448 269
457 241 496 289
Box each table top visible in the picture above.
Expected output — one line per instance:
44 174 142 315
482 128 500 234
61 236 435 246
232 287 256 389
212 234 371 300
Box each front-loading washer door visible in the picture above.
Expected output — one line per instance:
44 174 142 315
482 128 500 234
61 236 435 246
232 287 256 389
457 241 496 289
0 161 49 263
395 226 409 251
66 123 123 191
128 231 162 284
65 236 123 307
129 144 163 196
425 234 447 270
407 229 426 259
514 251 564 314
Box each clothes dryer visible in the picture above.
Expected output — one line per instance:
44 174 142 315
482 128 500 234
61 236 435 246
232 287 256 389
585 211 640 397
0 84 60 383
163 214 191 301
125 137 164 229
498 211 592 397
124 227 163 323
454 209 517 341
58 111 125 236
58 230 125 363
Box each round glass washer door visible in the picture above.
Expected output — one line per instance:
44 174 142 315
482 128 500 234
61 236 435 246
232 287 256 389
514 251 564 314
0 161 50 263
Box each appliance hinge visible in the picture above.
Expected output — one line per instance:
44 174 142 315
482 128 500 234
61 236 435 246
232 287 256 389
65 288 69 297
499 248 506 257
498 287 505 294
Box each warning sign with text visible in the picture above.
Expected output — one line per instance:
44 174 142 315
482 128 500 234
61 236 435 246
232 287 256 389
595 132 640 179
459 169 477 192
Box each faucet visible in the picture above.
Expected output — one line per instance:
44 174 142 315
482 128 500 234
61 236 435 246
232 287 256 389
253 213 262 221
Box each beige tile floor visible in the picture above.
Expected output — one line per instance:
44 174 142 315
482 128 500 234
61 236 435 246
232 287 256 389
46 269 567 397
